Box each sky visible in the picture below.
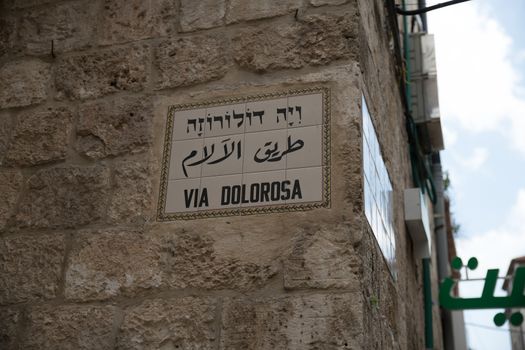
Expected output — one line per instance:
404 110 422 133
426 0 525 349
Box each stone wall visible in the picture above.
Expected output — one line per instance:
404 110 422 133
0 0 435 349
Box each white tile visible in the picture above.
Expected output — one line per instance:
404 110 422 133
374 205 382 244
204 103 246 138
285 167 323 204
378 224 388 257
285 125 323 169
172 108 207 141
165 178 202 213
201 134 245 177
370 200 378 235
287 93 323 128
169 138 204 180
200 174 243 210
241 170 286 207
364 178 373 223
243 129 288 173
245 98 288 133
363 141 371 180
363 103 373 144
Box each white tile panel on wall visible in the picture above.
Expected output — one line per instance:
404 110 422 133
362 95 397 278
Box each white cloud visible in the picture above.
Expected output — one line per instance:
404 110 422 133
442 124 458 147
447 147 488 174
516 49 525 63
428 2 525 156
461 147 488 171
456 189 525 284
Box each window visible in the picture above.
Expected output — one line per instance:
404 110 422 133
362 95 397 278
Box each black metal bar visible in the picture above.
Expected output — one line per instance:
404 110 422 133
396 0 471 15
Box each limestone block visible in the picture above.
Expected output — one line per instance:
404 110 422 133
76 97 153 159
226 0 303 23
283 225 360 289
17 1 97 55
99 0 177 44
180 0 225 32
3 107 73 167
65 229 164 301
154 35 231 90
116 297 217 350
233 22 303 72
24 305 117 350
221 293 363 349
0 234 65 304
108 161 153 223
0 308 21 350
310 0 349 6
233 12 358 72
15 166 110 229
162 232 278 290
0 60 50 109
0 170 23 231
55 45 148 100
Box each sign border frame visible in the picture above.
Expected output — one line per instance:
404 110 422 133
157 86 331 221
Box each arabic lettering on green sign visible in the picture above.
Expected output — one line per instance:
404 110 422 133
439 257 525 327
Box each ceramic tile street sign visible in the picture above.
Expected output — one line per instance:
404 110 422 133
157 87 331 220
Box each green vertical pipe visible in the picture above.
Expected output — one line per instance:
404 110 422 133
423 258 434 349
402 0 411 110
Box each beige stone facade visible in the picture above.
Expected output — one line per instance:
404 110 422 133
0 0 443 349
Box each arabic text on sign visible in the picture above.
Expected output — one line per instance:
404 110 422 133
181 135 305 178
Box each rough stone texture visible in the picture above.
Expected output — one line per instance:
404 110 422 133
65 229 163 301
108 161 153 223
98 0 177 45
360 228 405 350
284 224 361 289
233 12 358 72
0 115 12 163
15 166 110 229
0 234 65 304
221 293 363 350
17 1 97 55
0 16 16 59
0 170 23 231
0 308 21 349
117 297 217 350
3 0 56 9
180 0 225 32
55 44 148 100
310 0 349 6
0 60 50 109
65 223 278 300
24 305 117 350
226 0 303 23
155 35 231 90
76 97 153 159
3 107 73 167
162 231 278 290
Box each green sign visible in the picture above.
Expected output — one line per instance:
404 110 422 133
439 257 525 327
